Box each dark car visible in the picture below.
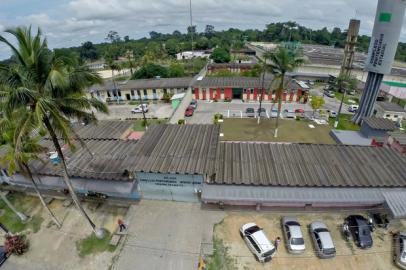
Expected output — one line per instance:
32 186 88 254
246 108 255 117
344 215 373 249
257 107 267 118
0 246 8 267
184 106 194 117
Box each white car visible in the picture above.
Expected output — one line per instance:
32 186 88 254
348 105 359 113
131 104 149 114
270 109 278 118
240 223 276 263
282 217 305 254
309 221 336 258
394 232 406 269
329 110 337 118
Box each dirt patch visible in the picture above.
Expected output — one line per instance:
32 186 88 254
214 211 405 270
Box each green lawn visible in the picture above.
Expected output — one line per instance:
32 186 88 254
328 114 361 131
0 192 44 234
334 92 359 105
220 118 336 144
132 119 167 131
76 231 116 257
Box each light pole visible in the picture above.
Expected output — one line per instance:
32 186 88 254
257 57 267 124
334 82 348 128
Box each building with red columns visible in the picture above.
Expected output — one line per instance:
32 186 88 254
192 77 309 103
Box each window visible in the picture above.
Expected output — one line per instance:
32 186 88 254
163 88 168 95
143 89 148 96
221 88 224 94
118 90 122 97
152 89 157 94
386 114 391 118
131 90 135 96
96 90 100 97
107 91 111 97
394 115 398 118
137 90 141 96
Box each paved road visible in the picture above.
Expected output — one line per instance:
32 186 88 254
94 103 173 120
112 200 224 270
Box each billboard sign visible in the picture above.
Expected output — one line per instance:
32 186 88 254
365 0 406 74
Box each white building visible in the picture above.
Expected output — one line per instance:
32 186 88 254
176 51 211 60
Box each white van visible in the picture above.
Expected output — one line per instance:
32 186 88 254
348 105 359 113
240 223 275 262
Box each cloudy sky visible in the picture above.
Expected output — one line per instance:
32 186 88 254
0 0 405 59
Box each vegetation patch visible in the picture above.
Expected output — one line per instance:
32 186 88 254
206 222 236 270
329 114 360 131
76 231 116 257
132 119 167 131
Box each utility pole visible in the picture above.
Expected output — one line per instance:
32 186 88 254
257 57 267 124
139 95 148 130
189 0 195 74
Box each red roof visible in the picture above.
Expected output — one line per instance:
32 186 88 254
127 131 144 141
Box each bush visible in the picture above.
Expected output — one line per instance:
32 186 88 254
141 119 148 127
5 234 29 256
178 119 185 125
213 113 224 124
162 92 172 103
128 100 140 105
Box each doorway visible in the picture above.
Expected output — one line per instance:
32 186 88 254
232 88 243 99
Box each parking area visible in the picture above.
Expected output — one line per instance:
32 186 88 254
93 103 173 120
212 211 406 270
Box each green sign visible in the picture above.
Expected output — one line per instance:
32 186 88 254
379 12 392 22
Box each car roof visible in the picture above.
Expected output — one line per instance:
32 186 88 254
251 230 275 252
318 232 335 249
289 225 303 238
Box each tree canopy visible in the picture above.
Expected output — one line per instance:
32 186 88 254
210 47 231 63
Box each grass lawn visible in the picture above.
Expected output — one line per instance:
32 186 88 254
132 119 167 131
334 92 359 105
220 118 336 144
0 192 44 234
328 114 361 131
76 231 116 257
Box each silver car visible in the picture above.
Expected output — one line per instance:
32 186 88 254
394 232 406 269
281 217 305 254
309 221 336 258
240 223 276 263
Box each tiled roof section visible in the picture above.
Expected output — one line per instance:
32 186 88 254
88 77 193 92
376 101 406 113
212 142 406 187
362 117 397 131
134 124 220 175
30 140 140 181
194 77 274 88
70 120 134 140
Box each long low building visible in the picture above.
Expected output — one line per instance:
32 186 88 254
87 77 193 103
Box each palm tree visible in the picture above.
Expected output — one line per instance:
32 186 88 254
268 46 304 137
105 55 121 104
257 51 272 124
0 111 61 228
0 26 108 238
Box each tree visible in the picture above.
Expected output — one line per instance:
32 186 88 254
0 26 109 238
0 111 62 228
310 96 325 115
333 74 358 128
132 63 168 79
210 47 231 63
123 35 130 42
168 63 185 77
105 54 121 103
149 31 161 40
165 39 180 57
204 25 215 38
105 30 121 43
80 41 99 60
196 37 209 50
268 46 304 137
187 25 196 35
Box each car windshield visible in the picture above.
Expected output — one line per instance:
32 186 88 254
314 228 329 233
324 248 336 255
245 225 260 234
291 238 304 245
246 108 254 112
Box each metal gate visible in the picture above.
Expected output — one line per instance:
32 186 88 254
137 172 203 202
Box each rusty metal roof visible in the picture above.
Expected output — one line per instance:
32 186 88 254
362 117 397 131
70 120 134 140
212 142 406 187
134 124 220 175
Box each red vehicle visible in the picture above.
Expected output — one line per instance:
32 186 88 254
295 108 305 113
185 106 194 117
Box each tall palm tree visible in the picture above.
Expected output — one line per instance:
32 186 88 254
0 26 108 237
257 51 272 124
268 46 304 137
0 111 61 228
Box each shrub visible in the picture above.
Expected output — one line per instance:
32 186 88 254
162 92 172 103
5 234 29 256
128 100 140 105
141 119 148 127
178 119 185 125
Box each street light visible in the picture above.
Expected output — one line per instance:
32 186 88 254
334 82 348 128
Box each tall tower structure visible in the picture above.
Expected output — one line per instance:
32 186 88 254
353 0 406 124
340 19 360 77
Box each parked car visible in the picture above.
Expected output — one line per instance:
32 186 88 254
270 109 278 118
295 108 305 114
0 246 7 267
282 217 305 253
394 232 406 269
131 104 149 114
246 108 255 117
284 109 296 119
190 100 198 109
309 221 336 258
348 105 359 113
343 215 373 249
324 85 333 91
184 106 195 117
324 90 335 98
240 223 276 262
257 107 267 118
329 110 337 118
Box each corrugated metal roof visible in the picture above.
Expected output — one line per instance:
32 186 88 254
212 142 406 187
383 191 406 218
376 102 406 113
362 117 397 131
29 140 140 181
70 120 134 140
88 77 193 92
134 124 220 175
193 77 302 90
202 184 389 204
389 132 406 145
